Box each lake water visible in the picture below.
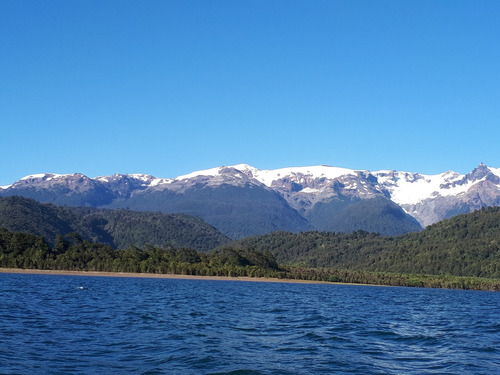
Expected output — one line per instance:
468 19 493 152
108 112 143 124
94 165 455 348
0 273 499 374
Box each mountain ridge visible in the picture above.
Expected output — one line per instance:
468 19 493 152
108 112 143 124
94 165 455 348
1 163 499 238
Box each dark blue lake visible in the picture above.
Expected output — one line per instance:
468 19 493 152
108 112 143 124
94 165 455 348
0 273 499 374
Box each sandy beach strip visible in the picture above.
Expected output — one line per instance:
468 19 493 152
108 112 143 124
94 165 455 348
0 267 335 285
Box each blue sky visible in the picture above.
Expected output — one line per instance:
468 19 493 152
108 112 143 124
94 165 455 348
1 0 499 185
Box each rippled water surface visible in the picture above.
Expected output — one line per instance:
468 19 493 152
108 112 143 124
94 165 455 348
1 273 499 374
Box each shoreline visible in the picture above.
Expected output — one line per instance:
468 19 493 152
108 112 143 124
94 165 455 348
1 268 497 291
0 267 341 285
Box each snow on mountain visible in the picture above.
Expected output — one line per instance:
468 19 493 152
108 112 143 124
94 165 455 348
169 165 268 191
19 173 75 182
170 163 499 229
8 164 498 206
171 164 358 189
244 165 358 188
127 173 172 186
3 163 499 233
301 187 322 194
490 167 500 178
372 170 468 205
175 166 225 180
213 164 497 208
94 173 172 187
369 164 500 226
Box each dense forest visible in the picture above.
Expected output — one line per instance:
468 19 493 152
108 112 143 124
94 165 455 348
222 207 500 278
1 227 499 291
0 196 230 251
0 228 279 277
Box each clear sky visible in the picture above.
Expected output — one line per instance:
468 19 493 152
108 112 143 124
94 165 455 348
1 0 499 186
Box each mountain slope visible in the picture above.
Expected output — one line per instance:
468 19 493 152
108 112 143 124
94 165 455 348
0 196 229 251
106 170 312 239
221 207 500 278
1 163 499 238
306 196 422 235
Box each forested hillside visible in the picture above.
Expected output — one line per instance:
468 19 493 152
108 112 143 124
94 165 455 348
0 196 229 251
1 226 498 291
221 207 500 278
0 227 279 277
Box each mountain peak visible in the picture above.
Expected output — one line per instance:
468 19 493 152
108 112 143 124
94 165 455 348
466 163 497 182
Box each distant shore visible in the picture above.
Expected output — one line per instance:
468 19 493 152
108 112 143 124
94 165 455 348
2 268 498 291
0 267 338 285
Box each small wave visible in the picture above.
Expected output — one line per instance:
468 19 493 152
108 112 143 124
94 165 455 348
233 326 258 332
208 370 268 375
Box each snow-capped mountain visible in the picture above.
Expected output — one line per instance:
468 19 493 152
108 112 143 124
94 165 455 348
173 163 500 228
373 164 500 226
1 163 499 238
